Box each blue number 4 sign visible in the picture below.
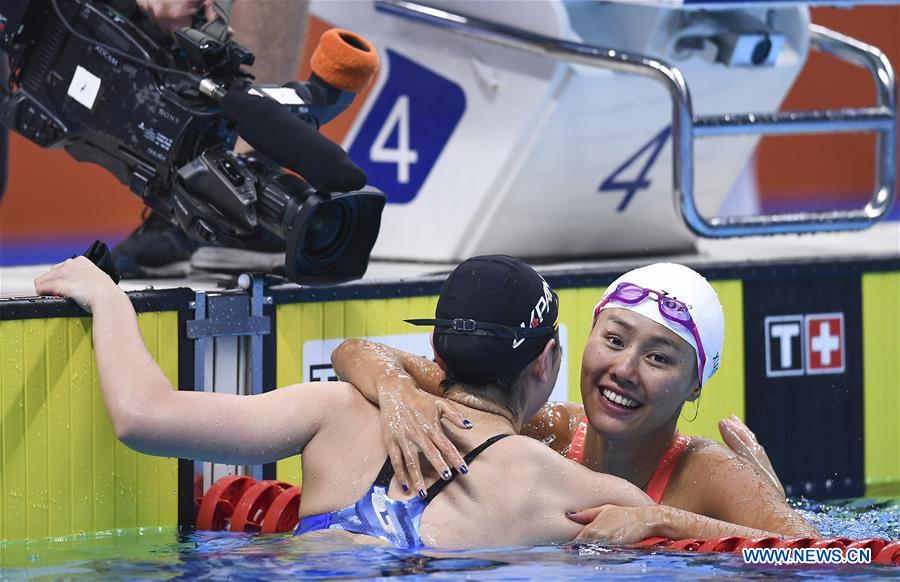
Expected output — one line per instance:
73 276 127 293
348 50 466 204
598 126 671 212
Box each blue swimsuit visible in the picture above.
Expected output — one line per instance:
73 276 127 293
296 434 510 548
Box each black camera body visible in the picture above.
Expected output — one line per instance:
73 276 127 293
0 0 385 285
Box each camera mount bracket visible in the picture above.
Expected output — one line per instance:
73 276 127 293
186 274 274 483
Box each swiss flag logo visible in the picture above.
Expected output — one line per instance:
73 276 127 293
805 314 844 374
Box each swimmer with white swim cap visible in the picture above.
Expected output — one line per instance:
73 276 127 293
595 262 725 387
576 262 724 449
335 262 819 541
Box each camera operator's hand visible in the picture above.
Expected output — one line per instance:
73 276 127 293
136 0 216 37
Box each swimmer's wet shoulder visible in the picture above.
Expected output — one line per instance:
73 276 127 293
655 437 720 511
520 401 585 455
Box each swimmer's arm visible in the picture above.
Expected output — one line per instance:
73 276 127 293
686 446 818 537
572 448 816 541
332 341 587 455
558 445 782 541
650 505 778 539
35 257 350 465
540 446 778 543
520 402 585 455
568 504 778 542
331 338 445 397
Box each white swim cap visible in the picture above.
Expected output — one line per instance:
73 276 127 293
595 263 724 386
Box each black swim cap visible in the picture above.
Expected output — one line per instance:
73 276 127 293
407 255 559 383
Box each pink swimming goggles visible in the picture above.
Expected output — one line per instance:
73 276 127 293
594 282 707 382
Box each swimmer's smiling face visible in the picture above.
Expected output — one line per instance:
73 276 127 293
580 308 700 441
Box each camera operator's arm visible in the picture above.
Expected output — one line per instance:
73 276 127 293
228 0 308 154
135 0 306 81
136 0 216 37
230 0 307 84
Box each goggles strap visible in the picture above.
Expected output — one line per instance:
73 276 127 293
405 318 555 340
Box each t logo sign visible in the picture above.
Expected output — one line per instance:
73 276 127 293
765 315 804 377
764 313 846 378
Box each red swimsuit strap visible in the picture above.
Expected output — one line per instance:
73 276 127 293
565 417 590 464
565 418 691 504
644 434 692 504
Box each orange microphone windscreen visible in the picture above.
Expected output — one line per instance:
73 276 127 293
311 29 379 93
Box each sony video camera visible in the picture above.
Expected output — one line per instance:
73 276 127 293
0 0 385 285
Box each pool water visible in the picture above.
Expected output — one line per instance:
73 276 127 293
2 498 897 580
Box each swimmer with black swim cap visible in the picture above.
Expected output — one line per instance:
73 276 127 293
409 254 562 422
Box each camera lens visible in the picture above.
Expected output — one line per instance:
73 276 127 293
752 36 772 65
302 199 354 261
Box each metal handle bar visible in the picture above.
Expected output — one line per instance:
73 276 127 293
374 0 896 237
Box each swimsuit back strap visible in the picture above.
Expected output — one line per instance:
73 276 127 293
372 456 397 489
424 434 511 501
644 433 692 503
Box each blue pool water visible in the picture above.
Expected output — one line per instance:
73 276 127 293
1 497 897 580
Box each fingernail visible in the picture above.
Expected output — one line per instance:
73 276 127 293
441 470 452 480
459 464 468 474
418 489 427 500
463 420 473 429
401 483 409 492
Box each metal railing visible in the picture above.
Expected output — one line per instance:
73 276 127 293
374 0 896 237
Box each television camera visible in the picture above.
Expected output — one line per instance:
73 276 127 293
0 0 385 285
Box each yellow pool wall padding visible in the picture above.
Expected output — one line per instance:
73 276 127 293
0 312 179 542
862 272 900 497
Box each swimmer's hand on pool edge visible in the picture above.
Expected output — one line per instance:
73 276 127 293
34 256 124 313
719 415 786 498
332 338 471 496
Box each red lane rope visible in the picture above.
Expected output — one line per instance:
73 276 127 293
230 480 295 533
196 476 302 533
196 475 256 531
261 486 302 534
195 476 899 565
